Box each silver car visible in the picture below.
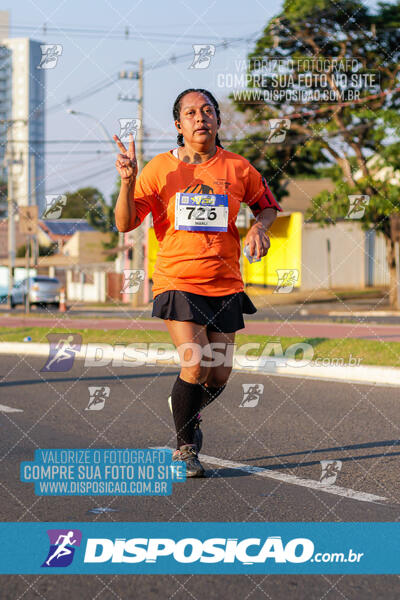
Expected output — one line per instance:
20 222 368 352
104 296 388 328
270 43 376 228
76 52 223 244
10 276 61 308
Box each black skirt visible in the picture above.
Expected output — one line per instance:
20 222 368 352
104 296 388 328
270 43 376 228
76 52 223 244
152 290 257 333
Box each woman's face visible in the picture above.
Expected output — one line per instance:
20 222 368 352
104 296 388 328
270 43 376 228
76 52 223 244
175 91 220 150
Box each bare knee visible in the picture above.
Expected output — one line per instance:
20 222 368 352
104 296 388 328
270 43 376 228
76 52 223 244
206 366 232 388
180 364 210 384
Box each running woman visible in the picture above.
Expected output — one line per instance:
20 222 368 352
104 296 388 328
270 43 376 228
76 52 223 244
114 88 282 477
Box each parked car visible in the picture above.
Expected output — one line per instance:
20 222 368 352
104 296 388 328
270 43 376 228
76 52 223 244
10 276 61 308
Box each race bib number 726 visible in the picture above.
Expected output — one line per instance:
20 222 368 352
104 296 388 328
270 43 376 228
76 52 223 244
174 192 229 232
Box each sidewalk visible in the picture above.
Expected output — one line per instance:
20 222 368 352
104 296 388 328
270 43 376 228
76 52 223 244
72 286 388 311
2 315 400 341
1 341 399 387
246 286 388 309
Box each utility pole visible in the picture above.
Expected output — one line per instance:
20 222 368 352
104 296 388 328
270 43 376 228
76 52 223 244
30 151 38 267
6 156 15 308
390 214 400 310
3 129 16 310
2 118 26 309
25 232 30 314
137 59 144 174
130 58 146 308
19 206 38 314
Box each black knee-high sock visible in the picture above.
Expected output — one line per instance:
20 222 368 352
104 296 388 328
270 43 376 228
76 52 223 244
199 383 226 411
171 376 204 449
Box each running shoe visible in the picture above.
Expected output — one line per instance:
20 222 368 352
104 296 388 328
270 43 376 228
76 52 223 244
172 444 205 478
168 395 203 453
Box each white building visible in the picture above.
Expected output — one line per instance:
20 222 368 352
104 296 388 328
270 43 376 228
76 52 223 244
0 12 45 215
0 47 12 192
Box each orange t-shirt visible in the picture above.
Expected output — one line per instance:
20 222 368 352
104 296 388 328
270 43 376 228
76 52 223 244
132 146 282 297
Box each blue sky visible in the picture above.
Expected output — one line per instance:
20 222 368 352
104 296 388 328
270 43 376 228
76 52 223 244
4 0 381 203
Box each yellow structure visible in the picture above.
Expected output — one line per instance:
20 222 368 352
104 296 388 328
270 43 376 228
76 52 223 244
147 212 303 289
148 226 159 281
242 212 302 287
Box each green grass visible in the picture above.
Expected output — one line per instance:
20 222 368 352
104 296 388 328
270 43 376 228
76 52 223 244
1 327 399 368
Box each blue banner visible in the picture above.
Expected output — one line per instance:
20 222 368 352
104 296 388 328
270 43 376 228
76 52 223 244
0 522 398 574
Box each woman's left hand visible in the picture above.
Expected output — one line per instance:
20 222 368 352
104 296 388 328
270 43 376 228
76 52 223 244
244 222 271 260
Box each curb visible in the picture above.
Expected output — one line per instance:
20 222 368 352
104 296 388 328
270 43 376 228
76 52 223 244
1 342 399 387
328 310 400 317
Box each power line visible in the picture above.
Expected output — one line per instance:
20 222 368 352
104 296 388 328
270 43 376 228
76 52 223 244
45 164 114 192
0 161 116 207
145 34 260 71
44 32 260 114
43 150 115 155
0 22 242 43
1 139 177 143
0 22 257 51
45 156 110 173
46 77 119 114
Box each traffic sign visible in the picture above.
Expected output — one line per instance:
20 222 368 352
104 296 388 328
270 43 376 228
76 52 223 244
19 206 38 235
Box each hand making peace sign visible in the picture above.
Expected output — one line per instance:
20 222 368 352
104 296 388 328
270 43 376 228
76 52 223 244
113 133 138 181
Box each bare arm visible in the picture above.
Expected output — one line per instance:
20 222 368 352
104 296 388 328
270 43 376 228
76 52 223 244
254 207 278 232
244 207 278 259
115 178 139 232
113 133 140 232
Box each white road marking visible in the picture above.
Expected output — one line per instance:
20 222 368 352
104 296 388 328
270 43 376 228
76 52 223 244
199 453 389 504
0 404 23 413
153 447 389 505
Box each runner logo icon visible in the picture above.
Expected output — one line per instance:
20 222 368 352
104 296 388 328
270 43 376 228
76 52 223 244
86 386 110 410
275 269 299 293
240 383 264 407
320 460 342 485
267 119 291 143
345 195 370 219
37 44 63 69
121 269 145 294
42 194 67 219
41 334 82 372
189 44 216 69
42 529 82 567
119 118 141 142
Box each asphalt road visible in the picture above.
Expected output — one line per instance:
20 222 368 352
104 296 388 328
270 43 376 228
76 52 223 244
0 355 400 598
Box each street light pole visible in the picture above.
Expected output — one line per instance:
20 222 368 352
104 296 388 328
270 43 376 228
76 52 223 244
66 109 126 280
66 110 116 151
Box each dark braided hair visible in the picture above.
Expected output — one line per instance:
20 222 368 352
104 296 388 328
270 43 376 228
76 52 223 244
172 88 223 148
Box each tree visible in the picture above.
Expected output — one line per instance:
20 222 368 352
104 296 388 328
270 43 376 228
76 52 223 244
0 177 7 217
17 242 57 257
58 186 119 261
100 180 120 261
230 0 400 305
218 100 253 143
60 187 106 224
0 178 7 201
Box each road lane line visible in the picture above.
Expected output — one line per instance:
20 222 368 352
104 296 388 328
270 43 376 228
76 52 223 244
199 453 389 504
0 405 23 413
152 447 389 505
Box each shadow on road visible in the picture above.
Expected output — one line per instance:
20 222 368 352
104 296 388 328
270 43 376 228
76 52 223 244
0 371 181 387
241 439 400 469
